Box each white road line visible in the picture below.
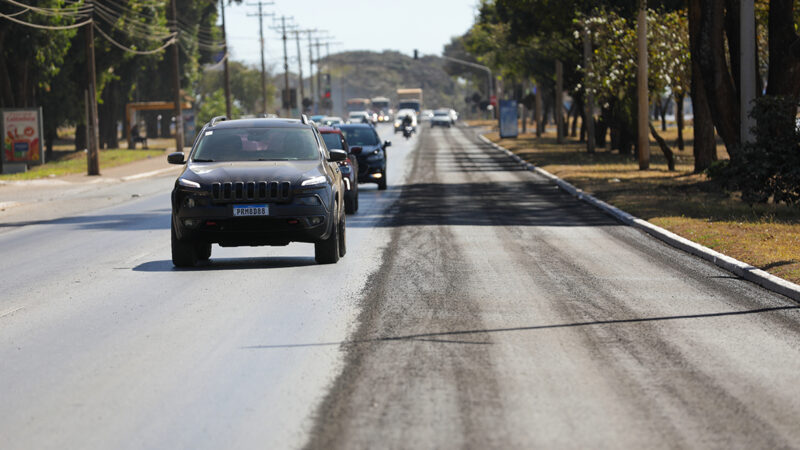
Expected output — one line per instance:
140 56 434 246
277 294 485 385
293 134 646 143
121 167 180 182
0 306 25 319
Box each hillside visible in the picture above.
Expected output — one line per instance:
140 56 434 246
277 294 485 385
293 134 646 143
322 50 470 114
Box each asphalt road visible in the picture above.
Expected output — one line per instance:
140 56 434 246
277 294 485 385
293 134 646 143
2 123 799 449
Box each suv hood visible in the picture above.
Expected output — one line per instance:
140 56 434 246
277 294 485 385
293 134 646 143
184 160 321 185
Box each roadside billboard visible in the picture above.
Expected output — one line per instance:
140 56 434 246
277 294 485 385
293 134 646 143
2 108 44 165
499 100 518 138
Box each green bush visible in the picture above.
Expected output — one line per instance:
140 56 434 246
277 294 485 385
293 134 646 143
708 96 800 205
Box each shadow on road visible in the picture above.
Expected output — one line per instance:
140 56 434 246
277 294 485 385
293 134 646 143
348 180 620 228
0 209 170 231
241 305 800 349
133 256 317 272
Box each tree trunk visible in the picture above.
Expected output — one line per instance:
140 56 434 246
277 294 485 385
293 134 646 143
766 0 800 96
75 124 87 151
675 93 685 150
649 122 676 171
696 0 741 160
689 0 718 172
45 128 55 161
569 101 578 137
660 96 669 131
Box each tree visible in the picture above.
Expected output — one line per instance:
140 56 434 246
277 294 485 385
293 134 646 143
0 1 80 108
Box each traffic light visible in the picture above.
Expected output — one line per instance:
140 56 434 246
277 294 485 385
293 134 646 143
413 49 418 60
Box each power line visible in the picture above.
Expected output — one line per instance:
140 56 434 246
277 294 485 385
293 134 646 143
94 23 176 55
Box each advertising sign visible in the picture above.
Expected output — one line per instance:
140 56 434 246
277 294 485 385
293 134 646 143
2 108 44 165
499 99 518 139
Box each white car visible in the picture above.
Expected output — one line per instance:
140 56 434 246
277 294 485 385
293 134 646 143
449 109 458 124
348 111 372 124
431 109 452 128
322 116 344 126
393 108 418 133
419 109 434 122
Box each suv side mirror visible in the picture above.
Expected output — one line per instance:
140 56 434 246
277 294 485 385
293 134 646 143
329 149 347 162
350 146 362 155
168 152 185 164
383 140 392 148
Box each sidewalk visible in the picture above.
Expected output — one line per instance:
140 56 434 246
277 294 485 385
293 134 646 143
0 148 184 225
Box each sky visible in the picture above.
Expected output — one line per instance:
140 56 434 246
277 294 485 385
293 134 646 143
223 0 479 69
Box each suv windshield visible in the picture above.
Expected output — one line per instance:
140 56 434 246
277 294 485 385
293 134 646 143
340 127 379 146
193 127 319 162
321 133 344 150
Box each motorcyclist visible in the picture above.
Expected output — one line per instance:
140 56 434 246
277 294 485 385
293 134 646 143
401 114 413 129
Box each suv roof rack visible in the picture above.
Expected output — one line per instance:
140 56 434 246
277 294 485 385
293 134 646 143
210 116 227 126
300 114 309 125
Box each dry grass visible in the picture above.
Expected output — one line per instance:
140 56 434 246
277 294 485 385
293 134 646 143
469 120 800 285
1 148 165 180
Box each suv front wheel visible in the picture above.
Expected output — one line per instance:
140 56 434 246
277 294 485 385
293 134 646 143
315 207 343 264
171 221 207 267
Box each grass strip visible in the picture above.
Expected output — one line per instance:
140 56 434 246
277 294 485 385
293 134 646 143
473 123 800 285
1 149 165 181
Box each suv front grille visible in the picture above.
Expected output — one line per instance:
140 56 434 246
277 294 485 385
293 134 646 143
211 181 292 203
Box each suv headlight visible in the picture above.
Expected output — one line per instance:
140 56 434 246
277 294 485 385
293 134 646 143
301 175 327 187
178 178 201 188
366 150 383 162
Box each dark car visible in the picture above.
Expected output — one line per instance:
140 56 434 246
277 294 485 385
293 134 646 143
319 127 359 214
336 123 391 190
168 116 347 267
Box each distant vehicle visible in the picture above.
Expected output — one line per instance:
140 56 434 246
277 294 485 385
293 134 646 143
396 88 423 112
449 109 459 124
319 126 359 214
431 109 452 128
337 123 391 190
322 116 344 126
371 96 393 122
393 108 417 133
346 98 371 112
419 109 434 122
167 116 347 266
309 114 326 124
348 111 372 124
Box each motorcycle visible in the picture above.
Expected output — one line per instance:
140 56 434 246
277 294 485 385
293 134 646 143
402 125 413 140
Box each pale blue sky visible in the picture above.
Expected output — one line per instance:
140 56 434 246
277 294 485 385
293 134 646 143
223 0 479 68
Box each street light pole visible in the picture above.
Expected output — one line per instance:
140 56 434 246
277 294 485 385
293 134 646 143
440 55 494 114
636 0 650 169
740 0 756 145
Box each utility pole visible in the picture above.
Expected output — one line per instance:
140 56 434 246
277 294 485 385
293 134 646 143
636 0 649 169
271 16 294 118
220 0 232 118
740 0 756 145
294 30 306 112
170 0 184 152
84 0 99 175
307 33 315 113
247 1 274 114
555 59 564 144
582 27 595 153
315 38 322 112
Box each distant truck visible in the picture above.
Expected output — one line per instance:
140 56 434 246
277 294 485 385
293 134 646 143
346 98 371 112
396 88 422 113
371 96 393 122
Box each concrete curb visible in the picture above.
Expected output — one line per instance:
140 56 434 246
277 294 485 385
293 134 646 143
477 133 800 302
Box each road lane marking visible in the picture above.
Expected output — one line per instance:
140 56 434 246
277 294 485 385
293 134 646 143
0 306 25 319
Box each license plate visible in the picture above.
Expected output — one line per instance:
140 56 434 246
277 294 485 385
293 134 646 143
233 204 269 217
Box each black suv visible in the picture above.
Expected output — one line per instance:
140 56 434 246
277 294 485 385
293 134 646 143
336 123 391 190
168 116 347 267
